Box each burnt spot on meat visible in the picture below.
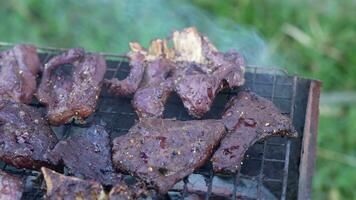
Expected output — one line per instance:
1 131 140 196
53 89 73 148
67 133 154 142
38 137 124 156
37 48 107 125
211 91 297 174
112 118 226 194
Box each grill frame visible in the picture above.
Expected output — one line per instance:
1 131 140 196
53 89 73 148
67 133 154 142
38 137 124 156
0 43 321 200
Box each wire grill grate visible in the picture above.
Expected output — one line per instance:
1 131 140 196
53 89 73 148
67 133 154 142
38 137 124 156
0 44 313 200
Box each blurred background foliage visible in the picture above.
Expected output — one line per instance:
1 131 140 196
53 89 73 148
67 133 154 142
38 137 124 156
0 0 355 199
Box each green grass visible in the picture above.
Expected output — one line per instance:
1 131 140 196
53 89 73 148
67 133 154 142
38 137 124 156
1 0 355 199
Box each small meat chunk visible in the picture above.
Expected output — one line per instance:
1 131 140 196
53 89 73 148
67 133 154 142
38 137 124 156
0 45 41 104
0 100 58 169
41 167 107 200
112 118 226 194
37 48 106 125
211 91 298 174
0 170 24 200
45 125 121 186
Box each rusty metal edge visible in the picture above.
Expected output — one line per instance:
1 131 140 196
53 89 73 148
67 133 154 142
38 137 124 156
297 80 322 200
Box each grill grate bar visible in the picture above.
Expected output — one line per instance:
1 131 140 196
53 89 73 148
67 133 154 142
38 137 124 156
281 76 298 200
204 168 214 200
257 69 277 199
248 157 286 163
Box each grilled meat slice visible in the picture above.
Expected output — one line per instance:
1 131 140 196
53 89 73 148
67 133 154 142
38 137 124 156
45 125 121 186
37 48 106 125
105 40 174 118
132 57 174 118
41 167 107 200
0 45 41 104
105 51 145 97
172 27 245 118
211 91 298 174
0 100 58 169
112 118 226 194
0 170 23 200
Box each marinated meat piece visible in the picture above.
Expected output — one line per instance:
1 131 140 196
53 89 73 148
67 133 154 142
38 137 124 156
132 58 174 118
105 51 145 96
41 167 107 200
37 48 106 125
106 27 245 119
0 45 41 104
45 125 121 186
112 118 226 194
106 40 174 118
172 28 245 118
0 170 23 200
211 91 298 174
0 100 58 169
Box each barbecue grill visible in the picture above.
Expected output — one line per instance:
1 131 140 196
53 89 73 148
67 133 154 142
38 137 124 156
0 43 321 200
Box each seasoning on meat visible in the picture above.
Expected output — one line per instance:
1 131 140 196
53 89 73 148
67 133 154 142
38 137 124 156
0 100 58 169
112 118 226 194
45 125 121 186
41 167 107 200
211 91 298 174
37 48 106 125
0 170 23 200
0 45 42 104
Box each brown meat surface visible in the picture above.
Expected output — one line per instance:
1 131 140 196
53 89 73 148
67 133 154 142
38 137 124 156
112 118 226 194
45 125 121 186
0 170 23 200
0 100 58 169
211 91 298 174
37 48 106 125
0 45 41 104
41 167 107 200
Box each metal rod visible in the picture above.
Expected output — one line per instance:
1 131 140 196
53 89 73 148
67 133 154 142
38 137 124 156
204 170 213 200
281 76 298 200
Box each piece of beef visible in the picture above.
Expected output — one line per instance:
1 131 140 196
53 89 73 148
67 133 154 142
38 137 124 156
0 45 42 104
0 170 24 200
45 125 121 186
132 58 174 118
37 48 106 125
41 167 107 200
0 100 58 169
211 91 298 174
105 40 174 118
172 27 245 118
112 118 226 194
105 51 146 97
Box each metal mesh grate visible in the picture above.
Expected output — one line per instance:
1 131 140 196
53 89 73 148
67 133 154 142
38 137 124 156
0 45 311 200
